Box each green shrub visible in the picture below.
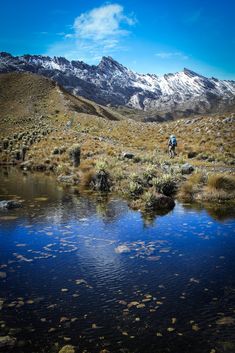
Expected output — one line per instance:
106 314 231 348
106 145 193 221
143 165 158 184
128 181 144 197
152 174 177 196
95 160 108 173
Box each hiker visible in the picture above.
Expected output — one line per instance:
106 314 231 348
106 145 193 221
168 135 177 158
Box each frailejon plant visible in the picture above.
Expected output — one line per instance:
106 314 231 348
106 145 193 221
152 174 177 196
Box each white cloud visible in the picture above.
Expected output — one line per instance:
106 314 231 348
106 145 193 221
46 4 136 61
73 4 135 41
155 52 189 60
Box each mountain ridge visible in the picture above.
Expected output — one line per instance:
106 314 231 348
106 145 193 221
1 52 235 116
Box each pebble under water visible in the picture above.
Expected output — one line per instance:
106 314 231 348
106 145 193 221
0 168 235 353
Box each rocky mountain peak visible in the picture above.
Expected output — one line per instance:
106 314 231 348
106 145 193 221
183 68 202 78
98 56 126 72
0 52 13 58
0 52 235 116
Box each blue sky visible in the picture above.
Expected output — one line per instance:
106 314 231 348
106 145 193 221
1 0 235 79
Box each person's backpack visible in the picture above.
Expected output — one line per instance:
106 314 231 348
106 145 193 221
170 135 177 147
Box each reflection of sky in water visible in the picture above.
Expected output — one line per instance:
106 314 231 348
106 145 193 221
0 169 235 353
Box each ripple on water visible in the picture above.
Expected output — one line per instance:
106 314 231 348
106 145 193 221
0 169 235 353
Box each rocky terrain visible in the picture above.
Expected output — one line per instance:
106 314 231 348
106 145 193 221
1 52 235 119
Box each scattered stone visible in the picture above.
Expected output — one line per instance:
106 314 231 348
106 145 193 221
167 327 175 332
75 279 87 285
223 117 235 124
181 163 194 175
127 301 140 308
156 332 163 337
192 324 200 331
122 152 134 159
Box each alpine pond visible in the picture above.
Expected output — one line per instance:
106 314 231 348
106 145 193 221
0 169 235 353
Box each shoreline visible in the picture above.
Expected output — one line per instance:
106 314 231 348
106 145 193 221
1 165 234 222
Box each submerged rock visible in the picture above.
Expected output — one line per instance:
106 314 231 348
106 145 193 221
58 345 75 353
216 316 235 325
0 272 7 279
115 245 131 254
0 200 22 209
0 336 16 348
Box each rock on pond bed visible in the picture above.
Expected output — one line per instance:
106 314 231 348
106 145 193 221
58 345 76 353
115 245 131 254
0 200 22 210
0 335 16 348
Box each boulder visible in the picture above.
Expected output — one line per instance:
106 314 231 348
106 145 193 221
0 200 22 209
122 152 134 159
181 163 194 175
145 193 175 212
223 117 235 124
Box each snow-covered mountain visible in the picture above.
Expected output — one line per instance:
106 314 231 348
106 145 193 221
1 52 235 115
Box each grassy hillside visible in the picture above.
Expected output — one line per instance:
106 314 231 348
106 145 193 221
0 72 124 135
0 72 235 211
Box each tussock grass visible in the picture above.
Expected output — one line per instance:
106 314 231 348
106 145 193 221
207 174 235 191
178 172 235 202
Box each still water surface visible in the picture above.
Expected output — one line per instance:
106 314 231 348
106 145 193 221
0 169 235 353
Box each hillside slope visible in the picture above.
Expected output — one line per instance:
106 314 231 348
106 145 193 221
0 72 124 127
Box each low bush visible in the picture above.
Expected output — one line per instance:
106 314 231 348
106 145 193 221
152 174 177 196
143 165 158 185
128 181 144 198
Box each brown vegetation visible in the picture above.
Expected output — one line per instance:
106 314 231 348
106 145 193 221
0 72 234 209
